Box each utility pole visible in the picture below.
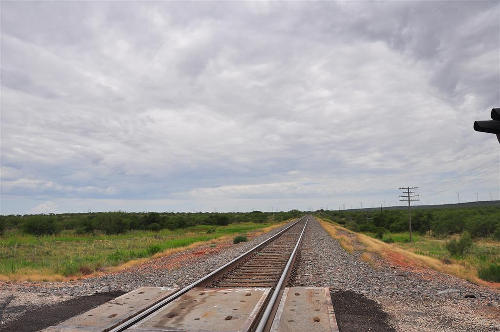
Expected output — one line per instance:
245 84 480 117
476 192 479 202
399 186 419 243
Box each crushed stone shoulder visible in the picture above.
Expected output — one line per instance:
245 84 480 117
289 218 499 332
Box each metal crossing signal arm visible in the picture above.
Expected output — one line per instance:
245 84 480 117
474 108 500 143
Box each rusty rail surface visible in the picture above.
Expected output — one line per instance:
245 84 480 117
109 216 307 332
208 219 307 288
255 218 308 332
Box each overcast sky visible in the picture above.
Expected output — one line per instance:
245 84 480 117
1 1 499 215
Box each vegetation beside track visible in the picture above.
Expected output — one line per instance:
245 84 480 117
315 203 500 240
318 218 500 287
316 203 500 283
0 210 301 236
0 211 293 281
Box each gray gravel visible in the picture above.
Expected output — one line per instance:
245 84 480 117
290 216 500 332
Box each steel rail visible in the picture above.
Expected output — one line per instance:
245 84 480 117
254 219 308 332
108 217 304 332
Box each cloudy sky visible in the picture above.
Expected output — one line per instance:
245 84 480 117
1 1 499 214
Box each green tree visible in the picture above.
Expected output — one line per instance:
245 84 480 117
22 215 59 235
446 231 473 257
0 218 5 235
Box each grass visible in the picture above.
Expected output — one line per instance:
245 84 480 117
319 220 355 253
0 222 276 281
233 235 248 244
381 232 421 243
318 218 500 288
395 235 499 283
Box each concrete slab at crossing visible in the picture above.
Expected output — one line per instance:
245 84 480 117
128 287 270 332
44 286 338 332
270 287 339 332
44 287 176 332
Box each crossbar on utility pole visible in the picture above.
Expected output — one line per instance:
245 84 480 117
399 186 419 242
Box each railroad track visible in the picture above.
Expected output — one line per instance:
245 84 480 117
106 216 309 332
207 218 306 288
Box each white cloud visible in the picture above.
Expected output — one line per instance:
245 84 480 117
30 201 58 214
1 1 499 214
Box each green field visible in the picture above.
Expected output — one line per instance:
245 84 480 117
0 222 274 280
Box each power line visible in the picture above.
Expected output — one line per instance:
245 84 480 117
399 186 420 243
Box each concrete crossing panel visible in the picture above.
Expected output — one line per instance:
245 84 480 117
270 287 338 332
44 287 176 332
128 288 270 332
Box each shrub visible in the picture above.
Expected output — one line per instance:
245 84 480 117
249 211 267 223
148 223 161 232
412 211 433 233
494 226 500 241
388 219 407 233
76 218 95 234
431 213 465 236
79 265 93 275
465 215 498 238
446 231 473 257
22 216 59 235
213 215 230 226
128 215 143 230
373 211 403 230
233 235 248 244
478 263 500 282
165 216 187 229
107 250 128 263
97 214 130 234
375 227 386 239
143 212 161 229
0 219 5 235
147 245 162 255
382 236 394 243
441 257 452 264
345 221 359 232
359 223 376 233
61 262 80 276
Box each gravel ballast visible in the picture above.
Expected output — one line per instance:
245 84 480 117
289 217 500 332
